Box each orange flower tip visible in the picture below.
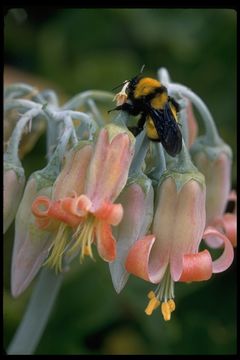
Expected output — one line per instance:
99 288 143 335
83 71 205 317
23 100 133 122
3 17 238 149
77 195 92 212
161 302 171 321
31 196 51 217
145 296 160 316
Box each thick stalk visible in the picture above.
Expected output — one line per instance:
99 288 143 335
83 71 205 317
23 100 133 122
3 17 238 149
7 268 63 355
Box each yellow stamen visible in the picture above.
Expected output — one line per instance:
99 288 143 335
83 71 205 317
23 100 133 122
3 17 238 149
44 223 69 273
168 299 176 312
147 291 155 299
161 302 171 321
68 215 95 262
145 296 160 316
83 245 91 256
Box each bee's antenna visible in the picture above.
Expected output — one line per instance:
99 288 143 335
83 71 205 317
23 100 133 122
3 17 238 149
111 80 129 91
140 64 145 74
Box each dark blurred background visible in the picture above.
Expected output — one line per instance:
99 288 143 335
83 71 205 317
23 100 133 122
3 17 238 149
4 8 237 355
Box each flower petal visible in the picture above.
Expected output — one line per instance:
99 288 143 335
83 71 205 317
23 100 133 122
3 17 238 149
125 235 157 282
109 182 154 293
95 221 117 262
203 226 234 273
206 214 237 248
178 250 212 282
170 179 206 281
85 125 134 210
4 168 25 233
221 213 237 247
11 178 53 297
53 143 93 200
94 202 123 225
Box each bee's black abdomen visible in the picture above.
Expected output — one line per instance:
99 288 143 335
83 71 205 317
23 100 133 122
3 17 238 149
148 103 182 157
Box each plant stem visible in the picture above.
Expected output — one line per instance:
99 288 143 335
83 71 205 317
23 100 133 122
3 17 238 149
168 83 222 145
7 268 63 355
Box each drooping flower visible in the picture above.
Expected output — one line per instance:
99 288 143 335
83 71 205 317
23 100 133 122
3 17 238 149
4 163 25 233
11 126 73 297
31 124 135 272
191 140 232 226
125 172 234 321
11 176 53 297
109 175 154 293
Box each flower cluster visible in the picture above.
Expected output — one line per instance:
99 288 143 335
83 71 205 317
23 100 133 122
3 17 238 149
4 69 236 321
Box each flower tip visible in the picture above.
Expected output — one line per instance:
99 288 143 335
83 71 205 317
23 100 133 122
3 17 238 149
109 261 129 293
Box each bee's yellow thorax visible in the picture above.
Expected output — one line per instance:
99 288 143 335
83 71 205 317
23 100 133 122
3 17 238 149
134 77 161 98
150 92 168 109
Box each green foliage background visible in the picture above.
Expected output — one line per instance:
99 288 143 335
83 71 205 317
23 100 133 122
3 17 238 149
4 8 236 355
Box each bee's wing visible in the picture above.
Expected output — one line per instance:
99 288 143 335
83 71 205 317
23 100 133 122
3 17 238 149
147 103 182 157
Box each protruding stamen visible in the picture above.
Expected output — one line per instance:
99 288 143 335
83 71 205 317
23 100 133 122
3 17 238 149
161 302 171 321
68 215 96 262
146 268 176 321
168 299 176 312
147 291 155 299
145 296 160 316
44 223 69 273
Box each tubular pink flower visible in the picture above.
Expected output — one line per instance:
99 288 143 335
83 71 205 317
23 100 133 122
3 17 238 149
192 151 232 226
109 180 154 293
11 177 53 297
125 175 234 321
32 125 135 271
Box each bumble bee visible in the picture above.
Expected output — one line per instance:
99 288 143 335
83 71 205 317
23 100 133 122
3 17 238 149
109 73 182 157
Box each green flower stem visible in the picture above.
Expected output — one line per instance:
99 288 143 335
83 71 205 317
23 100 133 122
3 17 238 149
4 83 39 100
7 268 63 355
39 90 59 107
150 143 167 181
166 139 197 174
158 67 171 85
4 99 42 113
86 98 104 126
168 83 222 145
43 106 80 159
129 131 149 176
62 90 113 110
4 107 42 166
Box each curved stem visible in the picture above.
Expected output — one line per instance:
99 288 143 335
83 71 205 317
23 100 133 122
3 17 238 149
4 107 42 165
62 90 113 110
7 268 63 355
168 83 222 145
158 67 171 86
86 98 104 126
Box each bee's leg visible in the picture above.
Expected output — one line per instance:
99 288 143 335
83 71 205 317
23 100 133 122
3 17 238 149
108 102 141 116
128 113 147 137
